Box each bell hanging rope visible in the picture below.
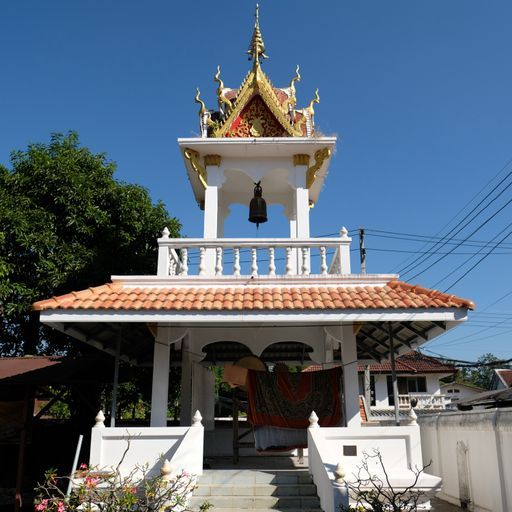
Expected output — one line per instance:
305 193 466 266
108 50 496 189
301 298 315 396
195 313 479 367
248 181 268 228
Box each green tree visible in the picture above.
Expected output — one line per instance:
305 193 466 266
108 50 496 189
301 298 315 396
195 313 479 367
457 353 508 390
0 132 180 355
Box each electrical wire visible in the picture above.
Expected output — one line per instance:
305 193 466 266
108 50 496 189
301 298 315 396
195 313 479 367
398 161 512 276
430 220 512 289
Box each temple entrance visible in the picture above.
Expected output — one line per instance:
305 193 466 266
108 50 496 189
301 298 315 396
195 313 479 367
201 340 344 463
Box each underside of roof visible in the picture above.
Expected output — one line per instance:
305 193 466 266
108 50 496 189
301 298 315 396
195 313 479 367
51 318 454 367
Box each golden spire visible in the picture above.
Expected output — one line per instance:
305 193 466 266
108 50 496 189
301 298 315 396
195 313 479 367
247 4 268 64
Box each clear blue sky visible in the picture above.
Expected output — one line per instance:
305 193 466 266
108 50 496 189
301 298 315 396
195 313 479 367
1 1 511 362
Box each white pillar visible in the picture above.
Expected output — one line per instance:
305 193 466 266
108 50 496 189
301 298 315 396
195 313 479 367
342 325 361 427
180 333 205 426
295 186 310 239
191 365 216 431
203 164 225 275
150 329 171 427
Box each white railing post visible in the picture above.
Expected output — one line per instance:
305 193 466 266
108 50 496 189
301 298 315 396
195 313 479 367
320 246 327 275
301 247 310 275
157 228 170 276
180 248 188 276
309 411 320 429
233 247 241 276
338 227 352 274
199 247 206 276
268 247 276 276
286 247 293 276
215 247 223 276
251 248 258 277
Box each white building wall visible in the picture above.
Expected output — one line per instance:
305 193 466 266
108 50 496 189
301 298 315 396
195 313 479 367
419 408 512 512
371 374 443 407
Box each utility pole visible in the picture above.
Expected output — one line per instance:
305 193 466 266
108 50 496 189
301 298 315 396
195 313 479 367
359 228 366 274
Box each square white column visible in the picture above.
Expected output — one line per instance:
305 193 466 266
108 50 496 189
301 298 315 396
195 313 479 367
342 324 361 427
150 330 171 427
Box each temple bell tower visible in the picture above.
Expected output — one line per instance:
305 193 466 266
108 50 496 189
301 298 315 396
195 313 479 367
178 5 337 274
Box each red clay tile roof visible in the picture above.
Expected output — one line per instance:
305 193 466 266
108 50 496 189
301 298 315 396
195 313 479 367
304 351 456 374
496 369 512 387
0 356 61 380
33 280 475 312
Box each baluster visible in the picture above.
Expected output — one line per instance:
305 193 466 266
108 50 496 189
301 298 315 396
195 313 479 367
251 248 258 277
301 247 310 275
285 247 293 276
233 247 241 276
198 247 206 276
268 247 276 276
320 246 327 275
215 247 223 276
169 257 176 276
180 248 188 276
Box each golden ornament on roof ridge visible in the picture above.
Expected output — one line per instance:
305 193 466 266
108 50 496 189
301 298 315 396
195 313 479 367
247 4 268 64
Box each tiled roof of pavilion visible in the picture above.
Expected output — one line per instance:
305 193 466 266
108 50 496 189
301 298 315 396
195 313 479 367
33 280 474 312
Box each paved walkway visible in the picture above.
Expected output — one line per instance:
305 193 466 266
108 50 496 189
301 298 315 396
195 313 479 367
430 497 462 511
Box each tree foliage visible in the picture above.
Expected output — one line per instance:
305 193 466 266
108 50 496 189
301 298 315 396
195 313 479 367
457 352 508 390
0 132 180 355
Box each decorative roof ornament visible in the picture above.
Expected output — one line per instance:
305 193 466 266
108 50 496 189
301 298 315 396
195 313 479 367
194 5 323 138
247 4 268 64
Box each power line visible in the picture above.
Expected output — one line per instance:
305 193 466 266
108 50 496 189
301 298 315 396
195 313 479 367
390 156 512 273
406 194 512 281
398 160 512 276
443 224 512 292
431 220 512 289
364 229 512 249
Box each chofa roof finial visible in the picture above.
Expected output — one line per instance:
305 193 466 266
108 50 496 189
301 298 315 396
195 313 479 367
247 4 268 64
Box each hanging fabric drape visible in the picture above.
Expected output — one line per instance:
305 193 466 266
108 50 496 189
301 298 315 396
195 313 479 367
246 367 342 429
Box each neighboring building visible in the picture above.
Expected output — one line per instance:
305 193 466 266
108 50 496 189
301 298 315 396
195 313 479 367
358 351 455 410
440 381 486 407
490 368 512 390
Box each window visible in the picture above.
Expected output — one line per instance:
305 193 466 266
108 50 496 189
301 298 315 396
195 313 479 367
387 376 427 405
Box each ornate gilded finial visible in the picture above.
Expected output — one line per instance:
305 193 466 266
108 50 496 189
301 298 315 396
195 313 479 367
214 66 232 116
289 65 301 107
290 65 301 93
247 4 268 64
214 66 224 93
195 88 206 117
308 88 320 114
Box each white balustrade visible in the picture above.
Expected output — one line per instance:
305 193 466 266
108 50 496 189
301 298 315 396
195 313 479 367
397 394 446 410
157 236 352 277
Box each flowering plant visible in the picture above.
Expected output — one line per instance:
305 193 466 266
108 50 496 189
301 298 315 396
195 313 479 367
34 461 198 512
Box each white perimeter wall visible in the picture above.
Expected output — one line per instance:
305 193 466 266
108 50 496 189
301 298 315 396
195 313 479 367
419 408 512 512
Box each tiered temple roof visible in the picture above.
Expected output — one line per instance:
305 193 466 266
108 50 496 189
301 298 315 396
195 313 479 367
195 5 321 139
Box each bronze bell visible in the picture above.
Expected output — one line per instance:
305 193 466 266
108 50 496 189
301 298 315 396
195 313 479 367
248 181 268 228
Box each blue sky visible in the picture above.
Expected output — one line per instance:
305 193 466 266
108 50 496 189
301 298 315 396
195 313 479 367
1 1 511 361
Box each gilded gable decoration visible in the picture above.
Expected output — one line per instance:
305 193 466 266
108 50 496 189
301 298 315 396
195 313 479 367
194 6 321 139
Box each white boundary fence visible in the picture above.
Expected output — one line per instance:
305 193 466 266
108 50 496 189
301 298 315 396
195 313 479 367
419 408 512 512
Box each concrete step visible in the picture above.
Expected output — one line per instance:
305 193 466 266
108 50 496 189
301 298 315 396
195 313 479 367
189 495 321 509
191 469 322 511
194 482 317 497
198 510 323 512
197 469 314 485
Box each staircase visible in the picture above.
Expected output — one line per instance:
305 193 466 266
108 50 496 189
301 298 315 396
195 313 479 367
190 469 323 511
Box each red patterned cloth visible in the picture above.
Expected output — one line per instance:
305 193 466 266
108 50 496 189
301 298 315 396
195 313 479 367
246 367 342 429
